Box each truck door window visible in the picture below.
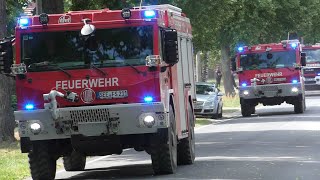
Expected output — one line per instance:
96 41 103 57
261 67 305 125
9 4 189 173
305 49 320 63
21 26 153 72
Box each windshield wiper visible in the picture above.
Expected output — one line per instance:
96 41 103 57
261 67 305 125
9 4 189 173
123 62 146 76
28 61 72 78
90 64 107 76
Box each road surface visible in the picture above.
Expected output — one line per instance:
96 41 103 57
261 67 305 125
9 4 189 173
54 95 320 180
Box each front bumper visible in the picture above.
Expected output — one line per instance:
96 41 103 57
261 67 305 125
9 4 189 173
239 83 303 99
15 103 168 141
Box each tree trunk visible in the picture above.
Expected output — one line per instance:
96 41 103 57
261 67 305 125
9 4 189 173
0 0 7 38
220 44 235 96
37 0 64 14
0 75 15 142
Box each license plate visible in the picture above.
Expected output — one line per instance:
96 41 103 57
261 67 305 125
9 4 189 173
97 90 128 99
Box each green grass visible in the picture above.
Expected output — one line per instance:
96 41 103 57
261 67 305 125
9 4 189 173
195 118 212 127
223 95 240 108
0 142 29 180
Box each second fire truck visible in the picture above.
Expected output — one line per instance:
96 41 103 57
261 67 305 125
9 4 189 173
302 44 320 90
233 40 307 117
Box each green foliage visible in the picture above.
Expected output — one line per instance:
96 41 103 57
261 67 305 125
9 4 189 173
6 0 28 35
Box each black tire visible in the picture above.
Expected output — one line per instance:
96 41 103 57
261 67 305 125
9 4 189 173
63 150 86 171
251 106 256 114
28 142 57 180
151 104 177 174
294 96 304 114
241 103 251 117
218 105 223 118
177 102 195 165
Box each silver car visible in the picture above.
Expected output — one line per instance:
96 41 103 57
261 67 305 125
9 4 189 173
194 82 223 118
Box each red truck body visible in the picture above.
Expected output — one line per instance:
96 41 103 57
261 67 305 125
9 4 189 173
302 44 320 90
235 40 306 116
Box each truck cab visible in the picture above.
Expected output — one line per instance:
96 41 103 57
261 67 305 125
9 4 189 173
302 44 320 90
234 40 306 117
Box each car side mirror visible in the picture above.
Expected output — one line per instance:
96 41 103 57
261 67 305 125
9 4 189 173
162 29 178 65
217 92 224 96
301 52 306 66
0 39 14 74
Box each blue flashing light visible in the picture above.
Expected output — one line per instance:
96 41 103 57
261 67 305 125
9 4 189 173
241 83 247 87
25 104 34 110
18 18 29 26
292 79 298 84
238 47 244 52
144 96 153 103
317 73 320 76
291 43 297 49
144 10 156 18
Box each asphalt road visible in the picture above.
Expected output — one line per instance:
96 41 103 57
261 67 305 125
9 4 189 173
55 95 320 180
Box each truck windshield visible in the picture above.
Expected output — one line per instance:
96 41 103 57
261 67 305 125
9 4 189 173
21 26 153 72
240 51 296 70
304 49 320 63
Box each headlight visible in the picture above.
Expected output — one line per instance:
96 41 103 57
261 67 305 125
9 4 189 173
291 87 299 93
30 122 41 134
243 90 249 95
143 115 155 127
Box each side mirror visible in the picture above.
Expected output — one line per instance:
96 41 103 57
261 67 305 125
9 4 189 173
162 29 178 65
231 59 236 71
81 19 95 36
301 52 306 66
217 92 224 96
0 39 14 74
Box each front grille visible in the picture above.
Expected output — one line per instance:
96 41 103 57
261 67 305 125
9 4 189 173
194 109 202 113
70 109 109 125
204 109 214 113
260 86 278 91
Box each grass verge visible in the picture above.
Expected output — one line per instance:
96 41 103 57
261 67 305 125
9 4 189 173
223 95 240 108
195 118 212 127
0 141 29 180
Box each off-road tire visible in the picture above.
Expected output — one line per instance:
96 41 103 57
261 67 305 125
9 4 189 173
151 105 177 174
28 142 57 180
177 102 195 165
241 103 251 117
251 106 256 115
294 96 305 114
63 150 86 171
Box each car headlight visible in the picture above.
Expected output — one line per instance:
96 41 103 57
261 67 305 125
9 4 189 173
243 90 249 95
29 122 42 134
143 115 155 127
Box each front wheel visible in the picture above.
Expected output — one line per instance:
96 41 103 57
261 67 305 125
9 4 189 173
294 95 305 114
151 104 177 174
241 103 252 117
63 150 86 171
28 142 57 180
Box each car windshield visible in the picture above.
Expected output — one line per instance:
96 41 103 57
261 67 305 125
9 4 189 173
196 84 215 95
304 49 320 63
240 51 296 70
21 26 153 72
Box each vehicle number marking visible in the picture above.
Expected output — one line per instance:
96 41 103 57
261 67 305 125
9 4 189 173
97 90 128 99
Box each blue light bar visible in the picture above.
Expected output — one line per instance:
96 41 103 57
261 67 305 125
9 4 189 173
241 83 247 87
25 104 34 110
317 73 320 76
292 80 298 84
291 43 297 49
144 10 156 18
238 47 244 52
18 18 29 26
144 96 153 103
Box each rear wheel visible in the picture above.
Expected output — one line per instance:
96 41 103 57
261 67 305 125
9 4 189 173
28 142 57 180
218 105 223 118
63 150 86 171
177 102 195 165
151 104 177 174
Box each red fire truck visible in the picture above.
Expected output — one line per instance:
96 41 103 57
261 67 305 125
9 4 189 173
4 4 196 179
233 40 307 117
302 44 320 90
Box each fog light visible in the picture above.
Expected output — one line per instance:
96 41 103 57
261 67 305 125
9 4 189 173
30 123 41 134
143 115 155 127
291 87 299 93
243 90 249 95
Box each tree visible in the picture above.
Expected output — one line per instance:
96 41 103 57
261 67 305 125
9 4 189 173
0 0 15 142
37 0 64 14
